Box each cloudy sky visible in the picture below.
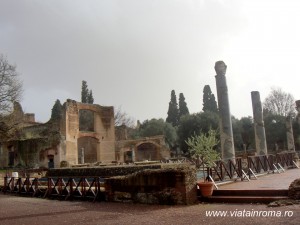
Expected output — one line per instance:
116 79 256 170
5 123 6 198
0 0 299 123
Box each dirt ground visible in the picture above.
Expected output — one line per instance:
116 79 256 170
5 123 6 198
0 194 299 225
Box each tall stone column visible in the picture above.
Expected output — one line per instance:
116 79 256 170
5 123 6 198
214 61 235 161
285 116 295 151
251 91 268 155
294 100 300 162
296 100 300 125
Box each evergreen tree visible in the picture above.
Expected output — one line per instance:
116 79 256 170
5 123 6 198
87 90 94 104
178 93 189 118
81 80 89 103
166 90 179 126
81 80 94 104
51 99 62 121
177 112 219 154
137 118 177 148
202 85 218 113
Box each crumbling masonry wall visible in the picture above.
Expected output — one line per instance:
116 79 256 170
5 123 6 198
105 165 197 205
0 100 116 168
61 100 116 165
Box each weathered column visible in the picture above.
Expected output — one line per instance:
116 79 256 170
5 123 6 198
295 101 300 162
132 146 136 162
251 91 268 155
285 116 295 151
81 147 85 164
296 100 300 125
214 61 235 161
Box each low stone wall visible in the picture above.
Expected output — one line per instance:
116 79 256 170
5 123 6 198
45 163 197 205
288 178 300 199
46 163 187 178
105 166 197 205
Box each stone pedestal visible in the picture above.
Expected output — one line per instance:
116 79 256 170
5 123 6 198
214 61 235 161
251 91 268 155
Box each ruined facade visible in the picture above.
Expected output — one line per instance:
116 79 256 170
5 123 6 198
114 125 170 162
0 100 171 169
115 135 170 163
0 99 116 168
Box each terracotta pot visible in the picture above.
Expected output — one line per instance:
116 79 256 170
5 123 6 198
197 181 214 197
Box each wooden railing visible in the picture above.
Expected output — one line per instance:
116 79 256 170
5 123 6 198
210 158 244 181
2 177 106 202
44 177 105 201
1 152 297 200
2 177 46 197
209 151 297 182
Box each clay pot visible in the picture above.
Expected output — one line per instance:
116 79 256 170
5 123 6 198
197 181 214 197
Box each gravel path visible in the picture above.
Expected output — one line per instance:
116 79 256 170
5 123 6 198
0 194 299 225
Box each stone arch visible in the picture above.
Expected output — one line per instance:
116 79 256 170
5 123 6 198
79 109 95 132
75 102 114 130
77 136 99 163
135 141 160 161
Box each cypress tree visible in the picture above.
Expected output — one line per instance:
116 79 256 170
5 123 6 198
51 99 62 121
202 85 218 113
87 90 94 104
166 90 179 126
81 80 89 103
81 80 94 104
178 93 189 118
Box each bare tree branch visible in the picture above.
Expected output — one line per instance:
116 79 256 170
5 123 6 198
0 54 23 139
263 87 296 117
114 106 135 128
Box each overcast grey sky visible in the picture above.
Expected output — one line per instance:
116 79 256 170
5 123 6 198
1 0 299 123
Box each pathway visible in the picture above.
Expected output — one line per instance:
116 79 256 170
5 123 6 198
218 168 300 190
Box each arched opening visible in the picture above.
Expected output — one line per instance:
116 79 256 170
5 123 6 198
48 155 54 168
8 145 14 166
123 150 133 163
136 142 159 161
77 137 98 163
79 109 94 132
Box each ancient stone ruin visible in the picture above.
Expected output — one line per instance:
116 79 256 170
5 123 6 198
214 61 235 161
251 91 268 155
0 99 170 169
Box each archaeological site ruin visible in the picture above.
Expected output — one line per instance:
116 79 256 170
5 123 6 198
0 99 170 169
